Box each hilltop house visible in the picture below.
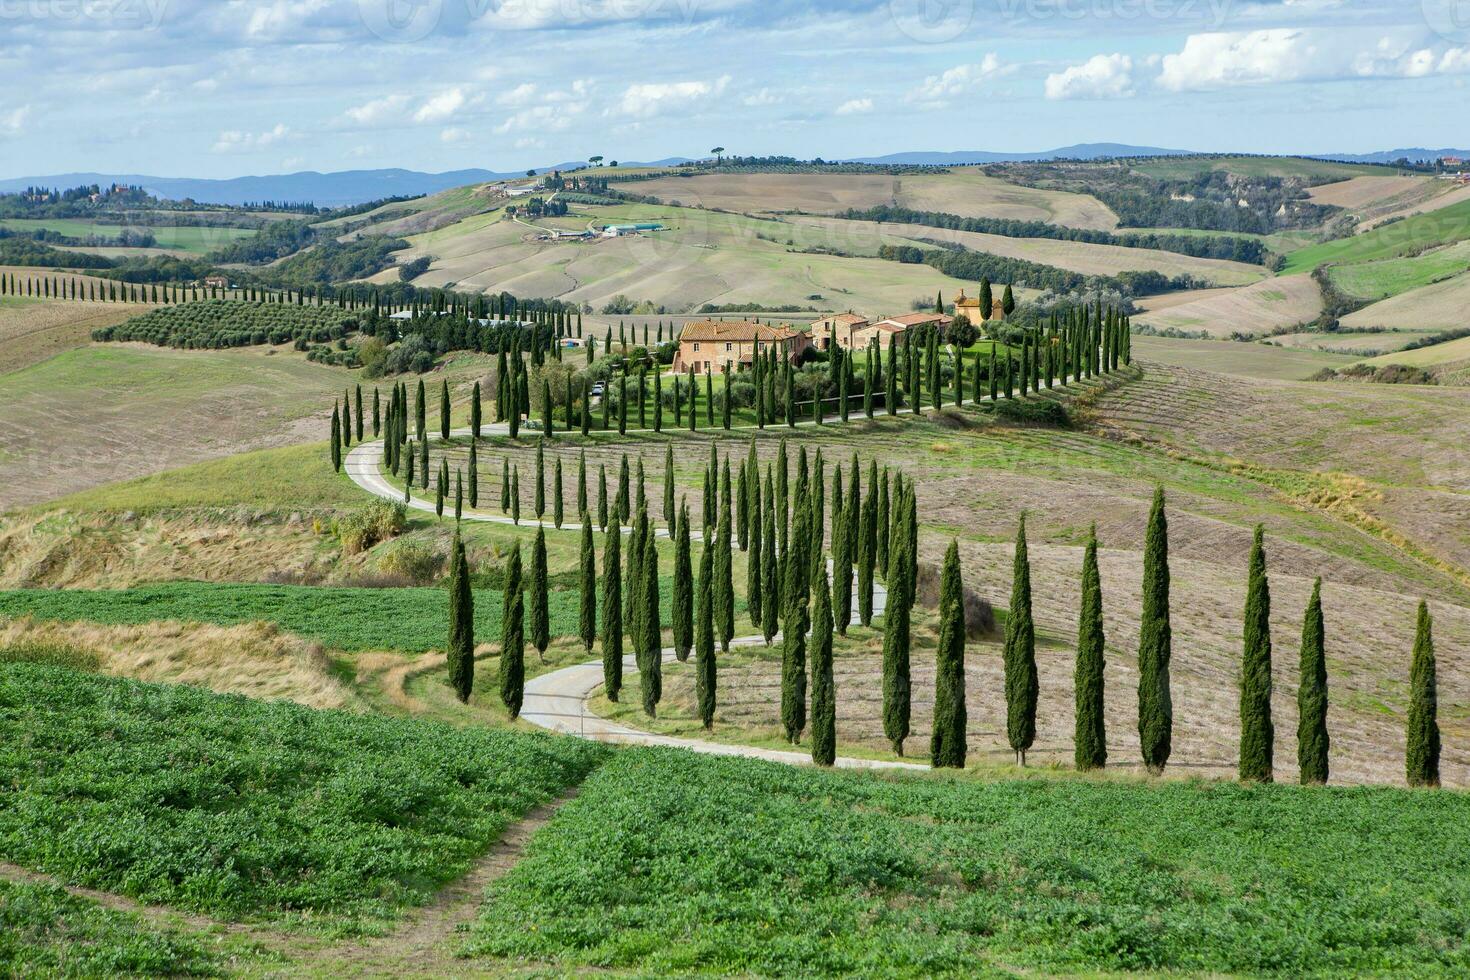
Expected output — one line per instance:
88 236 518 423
672 320 811 374
952 288 1005 323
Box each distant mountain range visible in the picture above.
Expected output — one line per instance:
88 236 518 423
7 146 1467 208
1312 148 1470 164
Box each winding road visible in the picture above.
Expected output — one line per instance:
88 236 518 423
344 424 922 770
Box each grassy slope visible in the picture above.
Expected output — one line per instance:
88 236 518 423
469 747 1470 976
1326 239 1470 301
1131 156 1385 180
1130 335 1357 381
1340 269 1470 331
0 345 358 509
1281 198 1470 273
0 218 255 255
0 661 606 932
1362 334 1470 368
1131 273 1322 337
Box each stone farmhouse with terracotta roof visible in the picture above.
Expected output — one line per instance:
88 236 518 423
672 320 811 374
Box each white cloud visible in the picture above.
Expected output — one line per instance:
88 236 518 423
345 94 409 126
743 88 781 107
498 83 539 106
616 75 730 118
1157 29 1470 92
1045 54 1136 100
1 105 31 137
835 98 873 115
909 55 1009 104
414 88 467 123
211 123 291 153
440 126 472 144
514 137 546 150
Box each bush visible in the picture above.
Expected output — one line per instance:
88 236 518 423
376 541 444 584
336 499 407 555
991 397 1071 428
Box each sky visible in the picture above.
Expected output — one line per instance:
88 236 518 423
2 0 1469 178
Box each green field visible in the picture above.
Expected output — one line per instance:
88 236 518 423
0 576 682 652
0 661 605 931
1280 198 1470 274
1326 239 1470 301
0 878 250 976
0 218 255 254
469 747 1470 975
1131 335 1359 381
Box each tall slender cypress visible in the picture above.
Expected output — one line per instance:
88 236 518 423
673 502 694 662
810 565 836 766
930 540 967 768
882 479 913 755
831 469 852 635
530 528 550 664
858 460 878 626
440 379 451 440
1406 600 1441 787
499 543 525 719
639 526 662 717
1138 486 1174 774
780 495 811 743
1003 515 1038 765
695 536 716 729
761 474 779 645
447 533 474 703
1296 578 1329 785
330 403 341 471
579 517 597 655
1074 525 1107 771
601 516 623 702
747 473 764 629
1239 525 1274 783
715 480 734 652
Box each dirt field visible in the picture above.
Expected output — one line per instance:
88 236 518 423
0 298 153 375
1359 181 1470 230
1131 335 1357 380
627 171 1120 229
1132 273 1323 337
1305 175 1448 225
1341 270 1470 330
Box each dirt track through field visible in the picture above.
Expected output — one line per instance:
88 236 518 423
0 789 585 975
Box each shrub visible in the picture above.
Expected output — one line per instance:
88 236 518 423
336 499 407 555
377 541 443 584
991 397 1071 428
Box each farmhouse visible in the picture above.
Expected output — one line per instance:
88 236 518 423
810 312 869 351
874 311 953 332
672 320 810 374
952 288 1005 323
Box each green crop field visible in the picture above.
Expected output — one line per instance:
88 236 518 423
0 661 606 931
1280 198 1470 274
469 747 1470 976
1326 239 1470 300
0 218 255 254
0 579 608 652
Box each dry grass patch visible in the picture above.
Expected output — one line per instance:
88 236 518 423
0 616 357 709
1132 273 1322 337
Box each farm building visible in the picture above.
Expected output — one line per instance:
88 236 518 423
672 320 810 374
952 288 1005 323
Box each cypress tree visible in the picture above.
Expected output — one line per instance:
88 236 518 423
695 535 716 730
1003 515 1038 765
673 502 694 662
601 515 623 702
858 460 878 626
511 467 521 524
617 454 630 524
535 440 546 517
625 506 646 651
455 470 463 522
810 565 836 766
416 378 426 440
882 479 913 755
554 457 564 528
471 380 482 440
1296 578 1329 785
355 384 364 441
639 526 662 717
468 442 479 508
597 463 608 530
781 495 810 743
435 468 446 519
1074 525 1107 771
579 517 597 655
577 450 588 517
404 444 415 497
501 457 511 514
831 470 852 635
446 533 474 703
499 543 525 719
330 403 341 471
1406 600 1440 787
530 528 550 663
440 379 450 440
663 444 676 530
420 439 429 489
747 473 764 629
715 477 734 652
1239 525 1274 783
1138 486 1174 774
761 473 779 645
876 470 890 576
930 539 967 769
